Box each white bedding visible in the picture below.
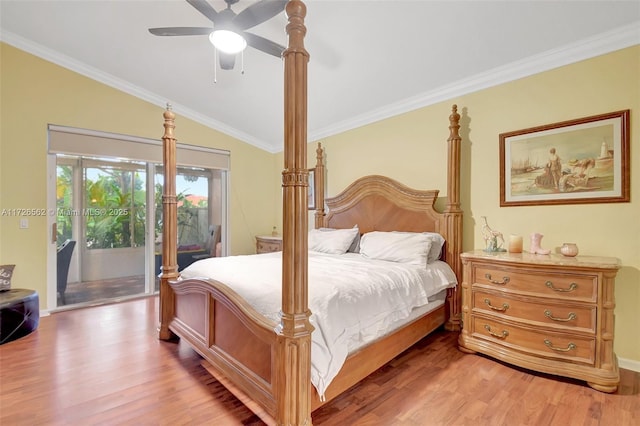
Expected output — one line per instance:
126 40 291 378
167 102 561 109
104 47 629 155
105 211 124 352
179 251 457 398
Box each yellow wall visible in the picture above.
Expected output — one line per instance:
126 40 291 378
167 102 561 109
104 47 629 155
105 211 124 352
0 43 278 304
295 46 640 364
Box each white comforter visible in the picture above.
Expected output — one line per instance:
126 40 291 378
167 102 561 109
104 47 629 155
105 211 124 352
179 251 457 398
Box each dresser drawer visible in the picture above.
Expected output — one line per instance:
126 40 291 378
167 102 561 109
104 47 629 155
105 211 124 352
473 265 597 301
471 316 596 365
256 236 282 254
472 290 596 333
257 240 281 253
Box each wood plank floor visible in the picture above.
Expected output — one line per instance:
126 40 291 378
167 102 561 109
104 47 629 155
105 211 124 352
1 297 638 425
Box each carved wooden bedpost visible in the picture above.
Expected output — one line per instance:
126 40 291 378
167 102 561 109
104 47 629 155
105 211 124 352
158 104 179 340
314 143 325 229
444 104 463 331
276 1 314 424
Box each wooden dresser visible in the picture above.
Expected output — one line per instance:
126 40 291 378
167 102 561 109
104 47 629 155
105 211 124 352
255 235 282 254
458 250 620 392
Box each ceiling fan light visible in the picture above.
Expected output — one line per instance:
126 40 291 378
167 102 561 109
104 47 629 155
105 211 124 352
209 30 247 54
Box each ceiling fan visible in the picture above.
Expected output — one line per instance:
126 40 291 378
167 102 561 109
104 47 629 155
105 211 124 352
149 0 287 71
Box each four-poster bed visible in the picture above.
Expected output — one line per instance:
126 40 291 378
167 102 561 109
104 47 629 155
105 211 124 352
158 2 463 424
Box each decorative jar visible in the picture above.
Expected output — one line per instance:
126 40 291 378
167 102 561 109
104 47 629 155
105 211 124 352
508 235 523 253
560 243 579 257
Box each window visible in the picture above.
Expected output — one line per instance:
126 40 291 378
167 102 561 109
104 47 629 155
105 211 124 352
84 160 146 249
155 167 214 250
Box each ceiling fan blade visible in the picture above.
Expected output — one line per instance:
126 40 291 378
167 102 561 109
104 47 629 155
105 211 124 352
243 32 285 58
186 0 220 24
219 52 236 70
232 0 287 30
148 27 212 36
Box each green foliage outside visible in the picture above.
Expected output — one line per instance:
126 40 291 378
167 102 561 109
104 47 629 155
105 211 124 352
56 165 73 246
56 163 209 250
85 167 146 249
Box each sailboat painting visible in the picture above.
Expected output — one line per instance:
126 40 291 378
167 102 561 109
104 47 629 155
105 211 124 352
499 110 630 206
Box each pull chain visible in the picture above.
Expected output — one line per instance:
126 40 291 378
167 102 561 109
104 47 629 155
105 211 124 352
213 47 218 84
241 50 244 75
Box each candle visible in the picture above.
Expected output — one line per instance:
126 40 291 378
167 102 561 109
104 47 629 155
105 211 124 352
508 235 523 253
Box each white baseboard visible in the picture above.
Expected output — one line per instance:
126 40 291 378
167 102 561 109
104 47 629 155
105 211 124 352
618 357 640 373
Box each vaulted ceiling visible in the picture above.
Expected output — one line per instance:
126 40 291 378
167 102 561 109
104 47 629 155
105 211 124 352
1 1 639 153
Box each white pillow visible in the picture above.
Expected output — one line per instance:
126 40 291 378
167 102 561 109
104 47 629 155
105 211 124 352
309 226 359 254
359 231 433 265
423 232 446 263
381 231 445 263
319 225 360 253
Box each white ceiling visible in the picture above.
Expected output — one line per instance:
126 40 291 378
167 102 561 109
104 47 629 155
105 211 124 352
1 1 639 153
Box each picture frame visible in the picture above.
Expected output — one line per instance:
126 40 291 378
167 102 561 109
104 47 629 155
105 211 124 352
500 110 630 207
308 168 315 210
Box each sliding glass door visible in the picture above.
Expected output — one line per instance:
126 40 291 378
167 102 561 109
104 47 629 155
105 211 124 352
48 125 230 311
54 156 226 308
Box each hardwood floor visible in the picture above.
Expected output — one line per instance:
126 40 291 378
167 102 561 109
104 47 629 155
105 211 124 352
1 297 638 426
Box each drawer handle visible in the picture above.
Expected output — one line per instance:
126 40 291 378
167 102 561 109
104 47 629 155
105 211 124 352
545 281 577 292
484 273 510 285
484 299 509 312
544 339 576 352
544 310 577 322
484 324 509 339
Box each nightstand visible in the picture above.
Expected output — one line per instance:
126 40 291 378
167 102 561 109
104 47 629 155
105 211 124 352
256 235 282 254
458 250 620 392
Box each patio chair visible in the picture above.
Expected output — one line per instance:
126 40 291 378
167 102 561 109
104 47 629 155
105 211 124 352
192 224 221 261
57 239 76 305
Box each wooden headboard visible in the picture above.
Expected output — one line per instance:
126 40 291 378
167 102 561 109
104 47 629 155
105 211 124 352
322 174 446 254
324 175 441 232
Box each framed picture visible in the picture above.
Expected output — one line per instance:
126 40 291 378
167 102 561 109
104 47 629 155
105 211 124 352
308 168 315 210
500 110 630 207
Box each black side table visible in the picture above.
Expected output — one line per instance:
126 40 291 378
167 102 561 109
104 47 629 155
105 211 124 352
0 289 39 345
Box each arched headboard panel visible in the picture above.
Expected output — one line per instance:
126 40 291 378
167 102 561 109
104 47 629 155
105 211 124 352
323 175 449 255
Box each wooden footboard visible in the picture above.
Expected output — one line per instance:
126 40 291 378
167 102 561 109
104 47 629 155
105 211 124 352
170 277 451 423
169 278 279 418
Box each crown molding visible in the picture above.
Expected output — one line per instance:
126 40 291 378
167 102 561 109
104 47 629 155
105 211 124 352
307 21 640 146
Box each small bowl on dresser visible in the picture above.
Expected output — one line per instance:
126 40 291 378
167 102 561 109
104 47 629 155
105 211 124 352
560 243 579 257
